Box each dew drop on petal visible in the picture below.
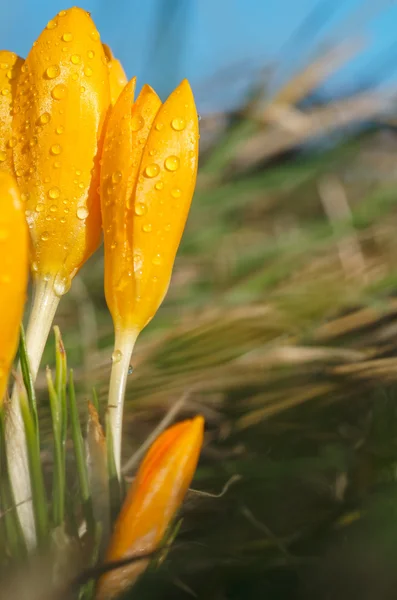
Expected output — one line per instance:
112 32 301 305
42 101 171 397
51 83 67 99
171 117 185 131
164 155 180 171
48 187 60 199
77 206 89 220
134 203 147 216
142 223 152 233
144 163 159 178
71 54 81 65
38 112 51 125
112 171 122 184
62 32 73 42
171 188 181 198
46 65 60 79
51 144 62 155
155 181 164 191
131 115 144 132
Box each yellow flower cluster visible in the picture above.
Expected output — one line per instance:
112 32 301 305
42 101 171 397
0 7 202 586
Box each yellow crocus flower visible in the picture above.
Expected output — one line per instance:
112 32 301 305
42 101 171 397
5 6 110 549
96 416 204 600
0 50 23 175
13 7 110 297
0 172 28 401
101 77 199 474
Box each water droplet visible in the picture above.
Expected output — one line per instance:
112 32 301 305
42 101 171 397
155 122 163 131
36 203 45 212
142 223 152 233
0 151 6 162
84 67 93 77
1 88 9 96
144 163 159 178
128 365 134 375
51 144 62 155
15 169 23 177
71 54 81 65
88 50 95 59
164 155 180 171
171 117 186 131
56 126 64 135
134 203 147 216
38 112 51 125
46 65 60 79
91 30 100 41
46 19 57 30
131 115 144 131
164 223 171 231
41 232 50 241
51 83 67 99
77 206 89 220
62 32 73 42
112 171 122 184
7 137 17 149
53 273 71 296
155 181 164 191
32 261 39 273
152 254 162 265
48 187 60 199
54 160 61 168
49 204 57 213
171 188 181 198
59 9 67 16
6 69 15 80
111 349 122 363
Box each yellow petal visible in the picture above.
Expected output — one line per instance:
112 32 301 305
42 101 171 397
96 416 204 600
132 79 198 329
101 80 162 331
102 79 198 333
0 172 28 401
0 51 23 175
13 7 110 293
102 43 128 105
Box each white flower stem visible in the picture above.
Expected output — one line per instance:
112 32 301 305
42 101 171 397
107 329 137 479
5 277 60 549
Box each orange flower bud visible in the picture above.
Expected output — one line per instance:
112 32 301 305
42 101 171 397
96 416 204 600
102 44 128 106
0 51 23 175
0 172 28 401
101 78 199 334
12 7 110 293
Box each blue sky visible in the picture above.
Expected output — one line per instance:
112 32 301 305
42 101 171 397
1 0 397 113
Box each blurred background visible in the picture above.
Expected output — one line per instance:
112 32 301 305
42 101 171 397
8 0 397 598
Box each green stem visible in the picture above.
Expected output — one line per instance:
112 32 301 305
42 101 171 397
107 329 137 479
5 277 60 549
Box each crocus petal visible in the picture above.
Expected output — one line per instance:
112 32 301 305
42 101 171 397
102 44 128 106
12 7 110 292
0 51 23 175
101 78 198 334
95 416 204 600
0 172 28 401
101 79 161 331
